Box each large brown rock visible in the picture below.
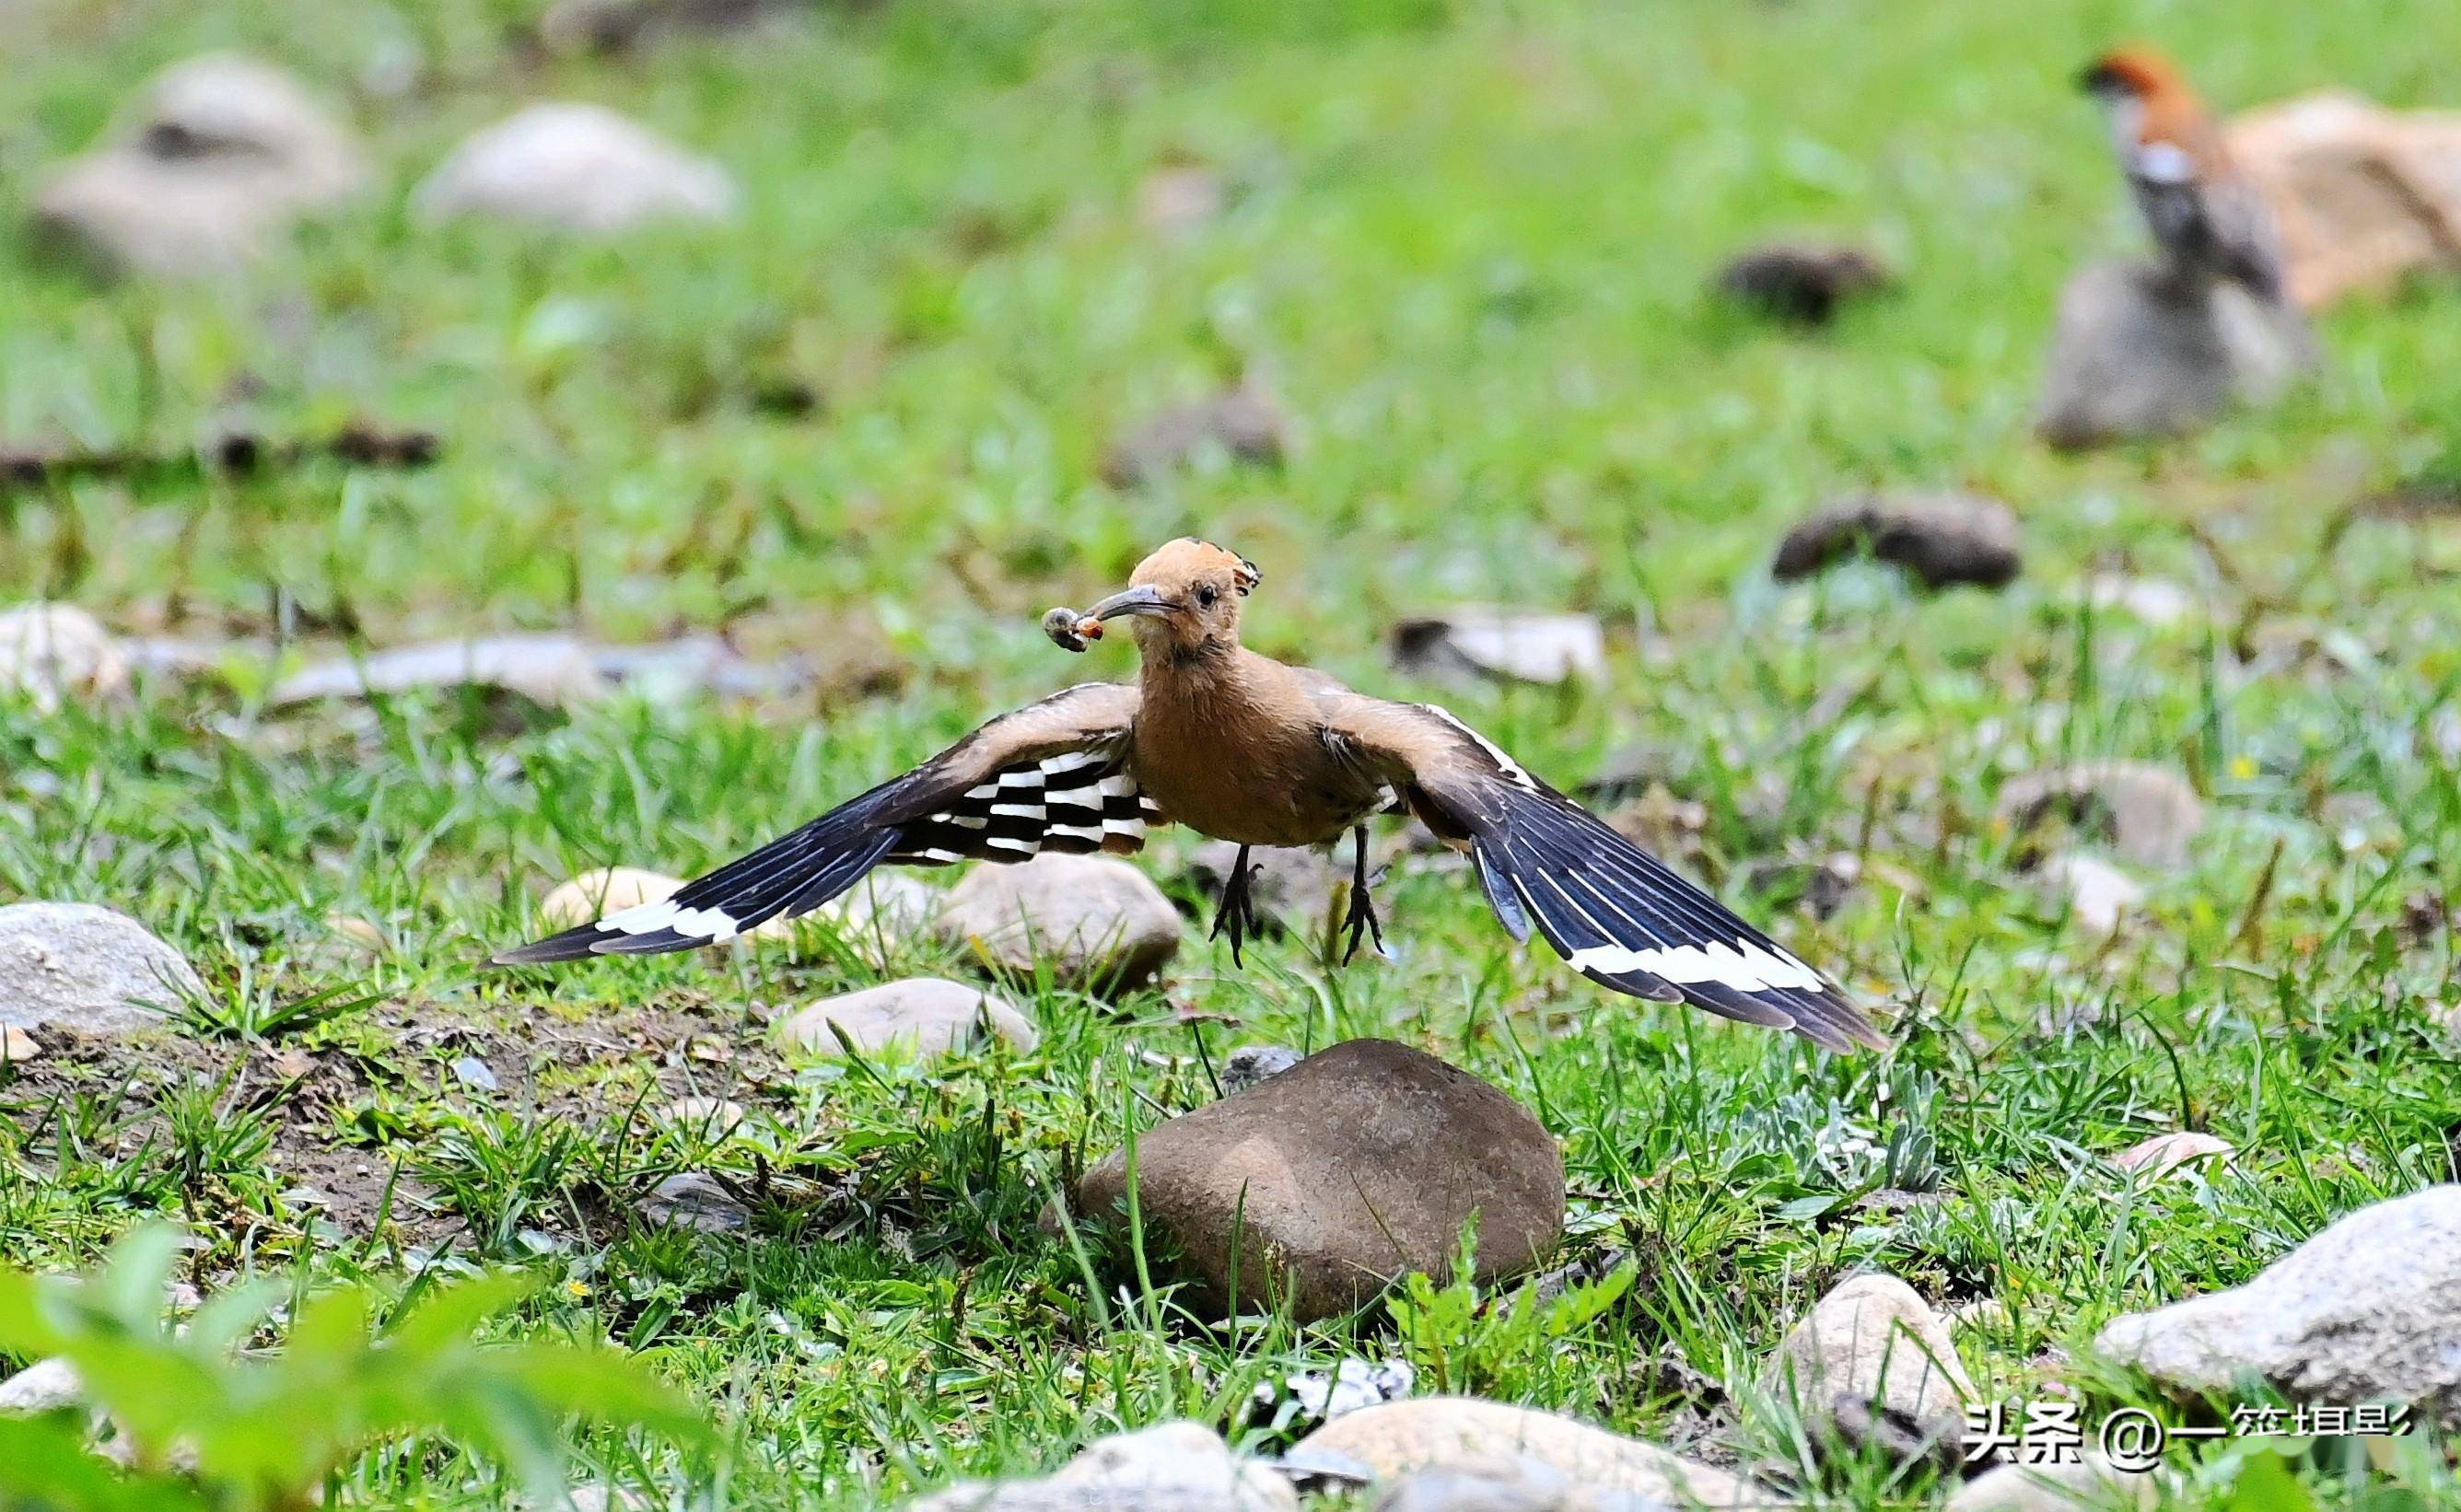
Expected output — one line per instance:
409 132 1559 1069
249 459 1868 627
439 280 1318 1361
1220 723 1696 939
1075 1040 1563 1320
937 854 1181 992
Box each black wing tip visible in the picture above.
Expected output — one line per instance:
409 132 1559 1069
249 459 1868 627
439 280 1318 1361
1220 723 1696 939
1762 983 1891 1054
486 926 617 968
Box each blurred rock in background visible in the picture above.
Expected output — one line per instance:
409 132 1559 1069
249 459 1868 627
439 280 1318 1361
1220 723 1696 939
2036 259 2312 448
31 53 364 278
2230 92 2461 309
413 103 738 235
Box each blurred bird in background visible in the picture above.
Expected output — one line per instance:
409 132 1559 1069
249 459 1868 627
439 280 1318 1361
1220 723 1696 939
2080 47 2290 304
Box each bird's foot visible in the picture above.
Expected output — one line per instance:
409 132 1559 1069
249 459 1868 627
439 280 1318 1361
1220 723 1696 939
1340 825 1387 964
1209 844 1256 968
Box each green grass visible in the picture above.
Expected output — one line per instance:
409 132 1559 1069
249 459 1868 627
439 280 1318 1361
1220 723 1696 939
6 0 2461 1504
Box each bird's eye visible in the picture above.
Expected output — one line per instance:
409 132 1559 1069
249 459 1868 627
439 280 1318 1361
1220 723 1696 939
1196 583 1220 609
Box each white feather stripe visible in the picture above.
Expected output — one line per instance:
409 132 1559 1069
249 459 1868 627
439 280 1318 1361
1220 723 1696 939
599 898 680 934
1101 816 1145 839
1565 939 1800 992
602 897 742 942
988 802 1044 820
985 836 1038 855
2133 140 2195 183
997 769 1044 789
675 906 741 943
964 783 999 800
1734 940 1823 991
1097 773 1137 798
1047 823 1106 842
1039 750 1105 775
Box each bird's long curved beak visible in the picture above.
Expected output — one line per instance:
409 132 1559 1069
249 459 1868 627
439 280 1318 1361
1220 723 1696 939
1083 586 1175 622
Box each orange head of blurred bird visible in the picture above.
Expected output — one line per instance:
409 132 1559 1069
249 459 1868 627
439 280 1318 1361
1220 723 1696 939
2078 46 2287 303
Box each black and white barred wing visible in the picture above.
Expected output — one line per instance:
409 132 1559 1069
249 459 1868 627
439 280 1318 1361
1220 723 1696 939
492 682 1161 965
1333 698 1885 1053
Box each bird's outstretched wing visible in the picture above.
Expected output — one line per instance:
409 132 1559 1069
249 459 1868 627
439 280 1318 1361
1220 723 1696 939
493 682 1158 965
1320 695 1885 1053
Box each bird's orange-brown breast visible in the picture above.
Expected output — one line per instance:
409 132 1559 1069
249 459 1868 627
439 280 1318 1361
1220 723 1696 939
1129 650 1387 847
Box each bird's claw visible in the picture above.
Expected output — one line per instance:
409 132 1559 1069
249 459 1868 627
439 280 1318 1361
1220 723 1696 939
1339 824 1387 964
1209 845 1256 968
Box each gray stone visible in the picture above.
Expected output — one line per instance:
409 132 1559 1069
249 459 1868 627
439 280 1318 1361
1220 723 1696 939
905 1420 1297 1512
1998 762 2205 870
0 903 204 1037
2036 259 2312 448
2095 1184 2461 1424
537 0 794 55
1390 610 1607 690
1946 1456 2158 1512
1075 1039 1563 1321
640 1172 750 1235
1102 387 1288 487
2 1026 44 1065
1773 492 2022 590
1766 1274 1973 1462
1373 1455 1675 1512
0 1358 84 1414
414 103 737 234
776 978 1037 1059
937 854 1181 992
1715 239 1895 325
820 873 941 962
2109 1132 2234 1180
268 634 610 708
30 53 363 278
1219 1043 1302 1095
2088 576 2199 629
1293 1400 1760 1508
0 604 130 712
1139 164 1227 237
663 1097 748 1136
2039 854 2144 936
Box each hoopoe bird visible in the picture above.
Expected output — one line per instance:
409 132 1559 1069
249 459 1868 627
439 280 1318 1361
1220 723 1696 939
496 540 1885 1053
2079 47 2288 303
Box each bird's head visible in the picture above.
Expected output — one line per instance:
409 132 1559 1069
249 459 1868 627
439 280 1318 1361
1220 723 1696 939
1073 538 1260 662
2078 47 2191 109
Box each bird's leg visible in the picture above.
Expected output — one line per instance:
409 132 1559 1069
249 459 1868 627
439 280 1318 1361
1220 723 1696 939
1209 844 1255 968
1341 824 1387 963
